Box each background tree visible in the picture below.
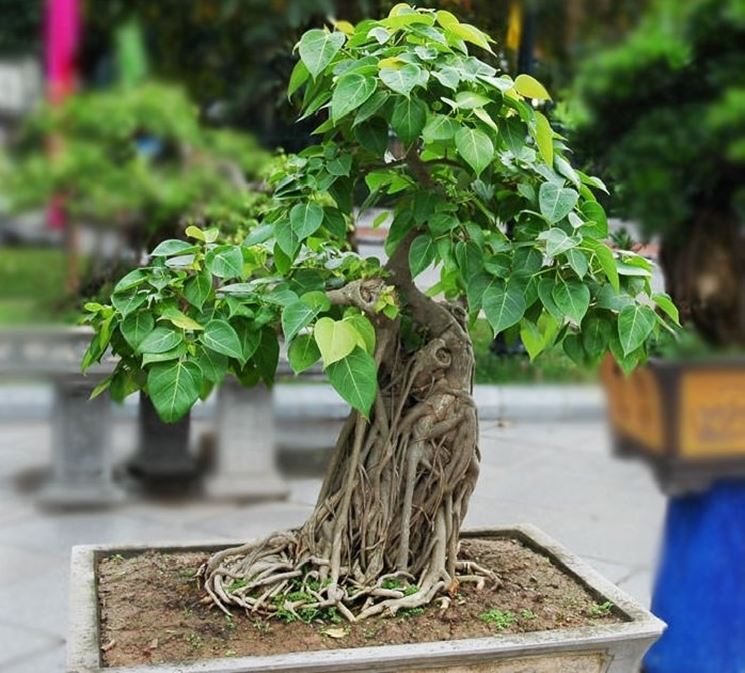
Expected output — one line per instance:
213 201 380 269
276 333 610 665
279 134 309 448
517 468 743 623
2 82 272 296
570 0 745 346
83 6 675 621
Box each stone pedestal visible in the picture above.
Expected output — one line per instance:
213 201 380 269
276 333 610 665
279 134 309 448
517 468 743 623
207 379 288 502
126 393 199 485
38 376 125 508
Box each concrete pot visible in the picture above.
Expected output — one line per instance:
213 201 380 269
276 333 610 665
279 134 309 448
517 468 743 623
67 524 664 673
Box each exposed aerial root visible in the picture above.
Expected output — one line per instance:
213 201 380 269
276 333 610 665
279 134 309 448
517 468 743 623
200 265 491 622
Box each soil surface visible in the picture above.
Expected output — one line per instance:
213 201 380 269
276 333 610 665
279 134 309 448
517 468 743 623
98 536 623 667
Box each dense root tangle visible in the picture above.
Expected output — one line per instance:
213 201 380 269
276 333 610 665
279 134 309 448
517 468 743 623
202 248 495 621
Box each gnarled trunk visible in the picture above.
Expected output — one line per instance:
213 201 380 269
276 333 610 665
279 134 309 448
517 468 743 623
202 232 492 621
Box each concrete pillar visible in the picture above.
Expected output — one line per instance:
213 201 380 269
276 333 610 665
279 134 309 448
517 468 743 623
207 378 288 502
38 375 125 507
126 393 199 485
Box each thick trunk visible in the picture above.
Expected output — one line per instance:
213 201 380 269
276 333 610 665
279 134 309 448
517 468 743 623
202 232 491 621
660 212 745 346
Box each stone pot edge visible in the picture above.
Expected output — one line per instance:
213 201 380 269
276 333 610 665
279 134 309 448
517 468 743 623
68 524 665 673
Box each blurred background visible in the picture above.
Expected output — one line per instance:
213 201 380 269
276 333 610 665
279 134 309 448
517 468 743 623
0 1 743 672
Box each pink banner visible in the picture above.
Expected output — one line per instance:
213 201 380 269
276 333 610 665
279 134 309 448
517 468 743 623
45 0 80 104
45 0 80 230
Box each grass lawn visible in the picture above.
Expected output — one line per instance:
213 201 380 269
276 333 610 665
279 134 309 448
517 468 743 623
0 247 78 325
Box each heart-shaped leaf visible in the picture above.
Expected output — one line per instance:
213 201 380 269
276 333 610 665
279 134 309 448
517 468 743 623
326 347 377 415
298 29 346 79
539 182 578 223
455 127 493 176
618 304 656 355
482 280 526 335
332 73 377 121
314 317 358 367
200 320 245 362
147 360 202 423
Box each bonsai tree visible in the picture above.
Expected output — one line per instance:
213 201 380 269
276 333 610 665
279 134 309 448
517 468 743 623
1 82 271 295
83 5 676 621
569 0 745 347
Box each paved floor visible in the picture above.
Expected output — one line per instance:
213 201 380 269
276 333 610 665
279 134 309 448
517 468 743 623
0 414 667 673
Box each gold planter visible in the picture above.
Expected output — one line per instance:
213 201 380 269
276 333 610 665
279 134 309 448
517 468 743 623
600 355 745 494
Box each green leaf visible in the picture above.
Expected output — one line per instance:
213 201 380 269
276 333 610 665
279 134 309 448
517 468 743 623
563 333 586 366
538 183 578 223
455 126 493 176
552 278 590 324
617 304 656 356
184 269 212 310
314 317 358 367
254 328 280 384
538 227 580 257
391 96 427 145
194 347 228 384
114 269 147 293
244 224 274 247
112 291 147 317
379 64 422 96
275 220 300 259
582 314 612 360
281 300 320 342
353 90 389 126
147 360 202 423
432 66 460 90
298 29 346 79
580 201 608 238
514 73 551 100
533 110 554 166
290 202 324 240
355 118 389 155
332 73 377 121
454 90 492 109
159 307 203 331
343 313 376 353
408 234 436 278
234 321 261 361
500 117 527 157
423 114 458 143
139 326 183 354
565 249 589 278
150 239 197 257
121 312 154 350
142 343 187 366
288 334 321 374
537 277 562 319
326 347 377 415
200 320 245 362
482 281 526 335
288 60 310 98
586 240 619 292
206 245 244 279
653 293 680 325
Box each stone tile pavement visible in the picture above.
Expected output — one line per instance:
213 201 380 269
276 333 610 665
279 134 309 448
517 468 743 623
0 415 667 672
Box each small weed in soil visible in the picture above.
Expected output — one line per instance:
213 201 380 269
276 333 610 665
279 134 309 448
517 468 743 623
589 601 614 618
480 609 518 630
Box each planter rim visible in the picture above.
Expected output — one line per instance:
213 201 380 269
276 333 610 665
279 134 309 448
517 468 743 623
68 523 665 673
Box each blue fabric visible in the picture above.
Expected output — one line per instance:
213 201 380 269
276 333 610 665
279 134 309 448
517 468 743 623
644 481 745 673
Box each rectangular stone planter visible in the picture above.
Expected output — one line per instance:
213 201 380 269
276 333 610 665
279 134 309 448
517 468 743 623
68 524 664 673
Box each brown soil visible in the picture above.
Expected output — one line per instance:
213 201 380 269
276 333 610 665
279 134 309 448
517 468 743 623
97 536 623 667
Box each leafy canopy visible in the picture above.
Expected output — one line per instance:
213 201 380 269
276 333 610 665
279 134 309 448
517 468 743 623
570 0 745 239
82 5 676 422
